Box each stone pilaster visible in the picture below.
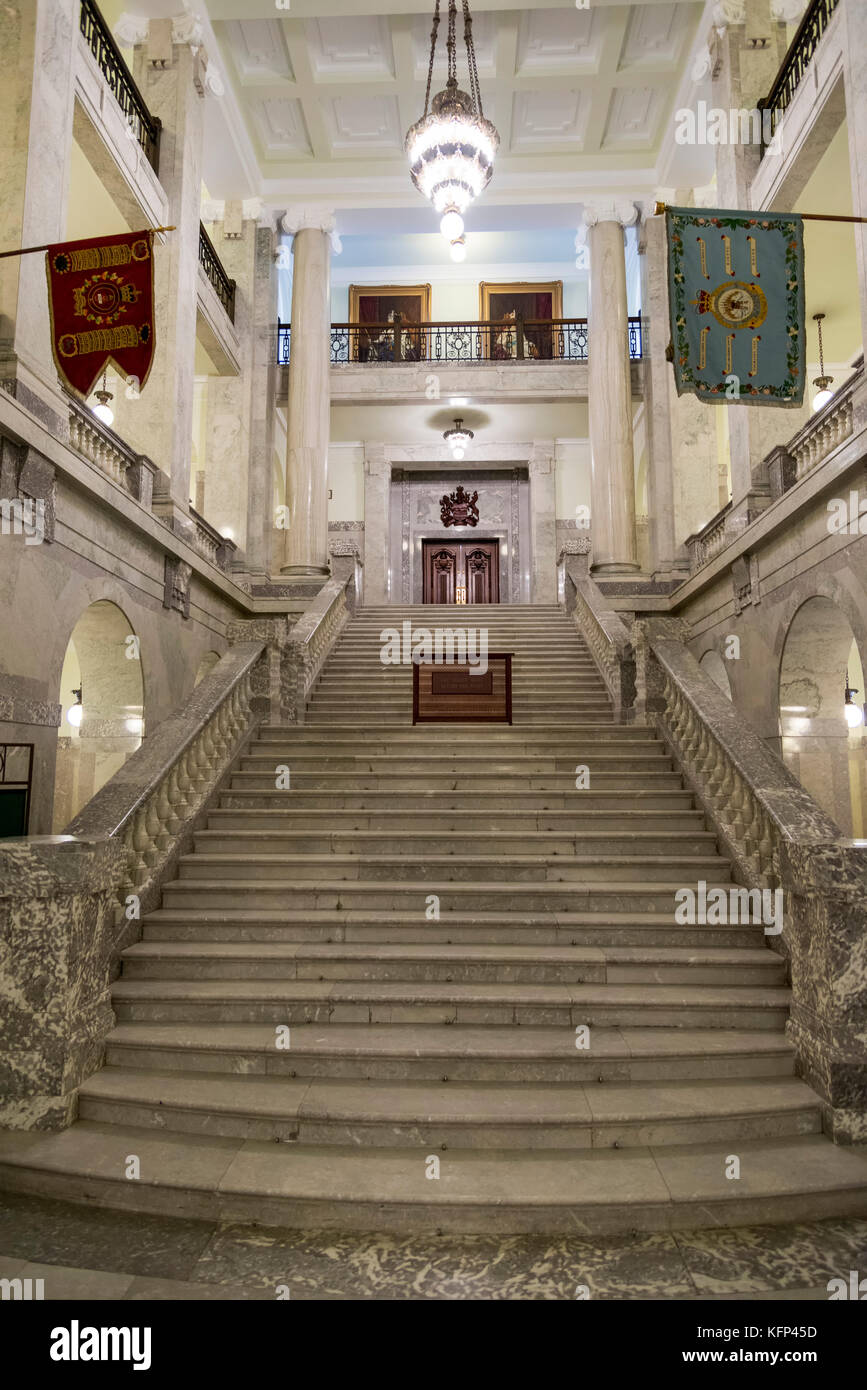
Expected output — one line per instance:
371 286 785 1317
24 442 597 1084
842 0 867 355
198 201 276 572
583 200 640 574
529 442 557 603
0 0 78 431
280 207 334 576
127 16 209 529
363 443 390 604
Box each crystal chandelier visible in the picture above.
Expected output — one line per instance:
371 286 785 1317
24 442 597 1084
406 0 499 256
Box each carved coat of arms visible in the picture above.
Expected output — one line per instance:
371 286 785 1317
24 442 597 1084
440 485 479 528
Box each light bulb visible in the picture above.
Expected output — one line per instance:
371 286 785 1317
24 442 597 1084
845 701 864 729
440 209 464 241
450 238 467 263
92 402 114 426
67 703 83 728
813 388 834 412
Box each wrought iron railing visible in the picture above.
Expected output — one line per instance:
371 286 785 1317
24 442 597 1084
79 0 161 173
276 317 643 366
199 223 236 322
758 0 840 154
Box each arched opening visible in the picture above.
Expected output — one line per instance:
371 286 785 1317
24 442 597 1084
778 596 866 835
699 649 732 700
194 651 222 686
52 601 144 831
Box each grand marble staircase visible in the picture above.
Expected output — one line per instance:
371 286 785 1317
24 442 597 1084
3 605 867 1231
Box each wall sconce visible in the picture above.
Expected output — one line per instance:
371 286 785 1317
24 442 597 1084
844 671 864 728
67 687 84 728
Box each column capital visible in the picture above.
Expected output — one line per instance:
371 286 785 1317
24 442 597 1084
115 13 224 94
363 443 390 478
582 199 640 231
281 206 342 253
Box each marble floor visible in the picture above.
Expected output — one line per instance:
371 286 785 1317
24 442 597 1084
0 1191 865 1300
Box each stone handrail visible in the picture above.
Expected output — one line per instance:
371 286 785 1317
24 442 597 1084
189 505 237 573
684 502 732 575
558 542 636 718
786 366 860 483
66 640 267 941
282 573 353 723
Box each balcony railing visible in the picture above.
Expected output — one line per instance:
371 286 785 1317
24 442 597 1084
276 316 643 366
79 0 161 173
758 0 840 155
198 223 236 323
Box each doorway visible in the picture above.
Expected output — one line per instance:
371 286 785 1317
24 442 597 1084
422 540 500 604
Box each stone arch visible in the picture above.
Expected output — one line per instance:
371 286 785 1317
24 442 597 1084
53 600 144 831
778 595 866 834
699 649 732 700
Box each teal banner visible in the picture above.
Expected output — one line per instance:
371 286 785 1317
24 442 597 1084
665 206 805 407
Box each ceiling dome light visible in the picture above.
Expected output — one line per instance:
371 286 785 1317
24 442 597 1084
449 236 467 263
406 1 499 227
444 417 474 457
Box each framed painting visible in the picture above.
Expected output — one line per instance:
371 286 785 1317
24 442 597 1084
479 281 564 360
348 284 432 363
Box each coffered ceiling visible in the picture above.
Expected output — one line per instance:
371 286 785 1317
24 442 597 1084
200 1 704 207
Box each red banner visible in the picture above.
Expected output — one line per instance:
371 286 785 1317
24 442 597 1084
45 230 156 398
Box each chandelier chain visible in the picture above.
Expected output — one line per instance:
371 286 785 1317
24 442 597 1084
423 0 441 118
447 0 458 86
462 0 483 115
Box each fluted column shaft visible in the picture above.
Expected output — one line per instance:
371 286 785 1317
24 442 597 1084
281 226 331 575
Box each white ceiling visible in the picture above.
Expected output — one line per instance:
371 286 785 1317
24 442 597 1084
199 1 704 208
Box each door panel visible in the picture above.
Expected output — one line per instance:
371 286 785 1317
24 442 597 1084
423 541 499 604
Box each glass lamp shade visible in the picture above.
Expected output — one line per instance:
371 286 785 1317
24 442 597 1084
812 388 834 413
440 209 464 241
67 702 84 728
92 401 114 426
406 88 499 217
845 699 864 729
451 446 465 460
449 238 467 263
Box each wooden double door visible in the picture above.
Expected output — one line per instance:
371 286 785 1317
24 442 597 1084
422 540 500 605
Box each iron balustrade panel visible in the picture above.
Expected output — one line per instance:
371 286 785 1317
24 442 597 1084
79 0 161 173
758 0 840 154
198 223 236 323
276 318 643 365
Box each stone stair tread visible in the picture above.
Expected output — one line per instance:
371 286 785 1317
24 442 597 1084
179 853 725 868
161 878 719 894
110 978 790 1005
104 1022 796 1058
1 1127 865 1224
123 942 776 965
78 1069 817 1124
142 907 745 924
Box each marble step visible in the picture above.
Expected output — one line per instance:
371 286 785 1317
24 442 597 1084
121 941 785 986
235 755 672 776
226 771 685 791
2 1127 864 1234
303 714 617 725
175 853 731 885
192 830 718 858
207 808 709 833
158 880 721 913
102 1022 797 1083
76 1071 820 1149
141 909 765 948
251 729 658 749
109 978 790 1028
218 789 697 811
258 723 633 739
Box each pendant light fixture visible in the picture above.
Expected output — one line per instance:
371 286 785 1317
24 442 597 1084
812 312 834 413
844 671 864 729
67 686 84 729
91 368 115 427
406 0 499 259
444 418 474 460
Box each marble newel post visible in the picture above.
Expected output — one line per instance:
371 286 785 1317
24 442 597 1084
583 200 640 574
0 0 77 428
280 208 334 575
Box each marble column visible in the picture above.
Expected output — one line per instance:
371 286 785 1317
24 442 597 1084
842 0 867 354
129 17 208 529
529 442 557 603
280 209 334 575
363 443 391 604
584 200 640 574
0 0 77 430
639 211 684 576
199 200 277 576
